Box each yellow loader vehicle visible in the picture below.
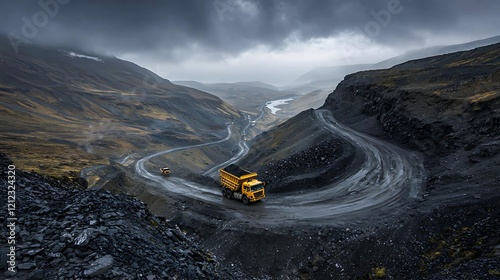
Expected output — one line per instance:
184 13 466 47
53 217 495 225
220 164 265 204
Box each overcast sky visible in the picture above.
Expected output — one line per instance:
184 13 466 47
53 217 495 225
1 0 499 85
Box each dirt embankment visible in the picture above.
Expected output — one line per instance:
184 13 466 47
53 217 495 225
239 109 359 193
323 43 500 202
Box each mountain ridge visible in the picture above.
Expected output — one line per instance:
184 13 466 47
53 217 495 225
287 35 500 93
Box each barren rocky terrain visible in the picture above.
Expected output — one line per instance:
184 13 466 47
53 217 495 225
0 154 240 279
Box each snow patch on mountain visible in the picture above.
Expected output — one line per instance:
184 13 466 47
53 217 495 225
64 51 103 62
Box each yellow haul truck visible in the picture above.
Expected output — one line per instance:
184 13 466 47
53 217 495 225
220 164 265 204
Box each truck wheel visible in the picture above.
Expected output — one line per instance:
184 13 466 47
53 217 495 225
242 196 249 205
225 189 233 199
221 189 226 197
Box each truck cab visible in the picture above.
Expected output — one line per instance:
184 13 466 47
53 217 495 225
241 179 265 202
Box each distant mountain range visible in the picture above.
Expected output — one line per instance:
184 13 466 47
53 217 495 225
286 64 373 92
374 35 500 69
173 80 298 115
287 35 500 93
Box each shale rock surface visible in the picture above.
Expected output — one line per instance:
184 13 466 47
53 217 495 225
0 154 235 280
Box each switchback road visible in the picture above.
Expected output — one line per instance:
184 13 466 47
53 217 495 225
134 109 425 226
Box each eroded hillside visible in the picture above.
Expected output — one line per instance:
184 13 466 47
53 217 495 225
0 39 240 179
324 43 499 201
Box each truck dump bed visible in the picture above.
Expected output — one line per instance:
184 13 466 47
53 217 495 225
222 164 252 177
220 164 258 191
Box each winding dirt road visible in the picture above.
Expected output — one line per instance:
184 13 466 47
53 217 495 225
134 109 425 226
202 114 251 177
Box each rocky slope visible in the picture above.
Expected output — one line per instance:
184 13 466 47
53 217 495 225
374 35 500 69
244 43 499 198
288 36 500 93
323 42 499 202
0 154 237 279
0 37 240 179
239 109 359 193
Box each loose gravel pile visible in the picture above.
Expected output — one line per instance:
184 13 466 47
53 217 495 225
0 155 235 280
258 137 355 193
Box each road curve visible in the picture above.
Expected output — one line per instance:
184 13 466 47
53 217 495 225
199 101 270 177
134 109 425 226
135 124 234 203
260 110 426 224
202 114 251 177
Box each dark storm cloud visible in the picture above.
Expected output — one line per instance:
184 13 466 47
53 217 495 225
1 0 499 58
